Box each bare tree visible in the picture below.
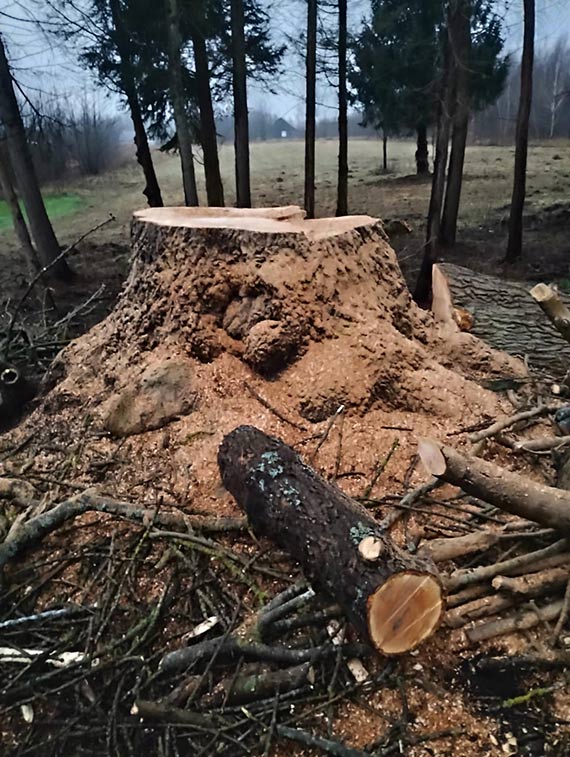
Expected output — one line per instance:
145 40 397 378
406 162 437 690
0 143 40 275
304 0 317 219
0 35 71 279
166 0 199 206
190 8 224 206
335 0 348 216
506 0 535 262
440 0 472 246
230 0 251 207
108 0 164 208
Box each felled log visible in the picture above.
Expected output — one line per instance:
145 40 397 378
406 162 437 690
465 599 565 643
431 262 570 373
218 426 444 656
418 438 570 531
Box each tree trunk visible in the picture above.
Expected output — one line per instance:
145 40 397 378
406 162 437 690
230 0 251 207
440 0 472 246
304 0 317 219
0 35 70 279
335 0 348 217
108 0 163 209
167 0 199 207
0 143 40 274
413 22 454 305
430 261 570 374
191 19 224 207
506 0 535 262
382 129 388 172
218 426 444 655
415 123 429 174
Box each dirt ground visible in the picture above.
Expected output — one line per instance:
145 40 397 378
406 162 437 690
1 141 570 756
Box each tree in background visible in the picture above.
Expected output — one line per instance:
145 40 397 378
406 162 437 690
189 0 225 206
335 0 348 216
67 0 164 207
351 0 442 175
0 35 71 279
506 0 535 262
167 0 199 205
440 0 507 245
304 0 317 218
230 0 251 207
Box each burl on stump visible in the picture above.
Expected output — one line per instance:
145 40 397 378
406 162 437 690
218 426 444 655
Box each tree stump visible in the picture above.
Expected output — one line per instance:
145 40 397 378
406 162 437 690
218 425 444 655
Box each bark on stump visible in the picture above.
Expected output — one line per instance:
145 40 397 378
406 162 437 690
218 425 444 655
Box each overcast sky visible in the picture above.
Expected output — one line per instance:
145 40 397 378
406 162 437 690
2 0 569 124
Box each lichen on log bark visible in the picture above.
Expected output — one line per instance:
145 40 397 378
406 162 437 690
218 425 444 655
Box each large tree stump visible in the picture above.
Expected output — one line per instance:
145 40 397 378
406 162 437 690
218 426 444 655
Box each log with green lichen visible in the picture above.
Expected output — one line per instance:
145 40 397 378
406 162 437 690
218 425 444 655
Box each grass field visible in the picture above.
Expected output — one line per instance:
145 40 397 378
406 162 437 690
2 137 570 291
0 192 83 230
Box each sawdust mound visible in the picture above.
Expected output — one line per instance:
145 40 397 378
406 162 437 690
19 204 525 514
51 205 522 427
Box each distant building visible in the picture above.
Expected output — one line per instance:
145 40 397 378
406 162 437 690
268 118 301 140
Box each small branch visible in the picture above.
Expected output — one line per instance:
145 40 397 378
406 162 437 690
0 490 247 568
244 381 307 431
465 599 565 643
514 435 570 452
418 438 570 531
362 439 399 499
445 539 568 592
551 577 570 644
492 567 570 598
3 214 115 357
378 477 442 531
468 404 558 444
275 725 365 757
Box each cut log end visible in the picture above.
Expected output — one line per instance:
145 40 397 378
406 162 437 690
367 572 444 655
418 438 447 477
358 535 383 562
530 283 553 303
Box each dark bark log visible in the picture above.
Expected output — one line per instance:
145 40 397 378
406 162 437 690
431 261 570 374
230 0 251 207
0 143 40 274
418 438 570 532
440 1 472 246
108 0 163 209
167 0 199 207
0 35 70 280
506 0 534 262
218 426 444 655
304 0 317 219
415 123 429 175
335 0 348 217
191 18 225 207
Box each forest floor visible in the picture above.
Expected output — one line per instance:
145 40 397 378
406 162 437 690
0 139 570 756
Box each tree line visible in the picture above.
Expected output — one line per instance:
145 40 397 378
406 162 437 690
0 0 539 299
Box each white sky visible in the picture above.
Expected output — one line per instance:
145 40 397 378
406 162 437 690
1 0 569 124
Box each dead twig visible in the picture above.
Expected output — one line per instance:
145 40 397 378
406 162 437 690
244 382 307 431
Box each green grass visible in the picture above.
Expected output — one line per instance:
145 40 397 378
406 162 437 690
0 193 83 230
